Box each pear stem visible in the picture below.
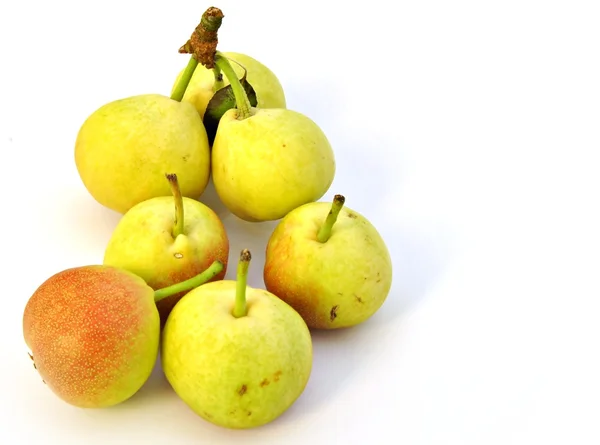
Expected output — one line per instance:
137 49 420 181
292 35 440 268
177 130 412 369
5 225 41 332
166 173 185 238
154 260 224 303
233 249 251 318
170 56 198 102
213 66 225 91
178 7 224 69
215 52 252 120
317 195 346 243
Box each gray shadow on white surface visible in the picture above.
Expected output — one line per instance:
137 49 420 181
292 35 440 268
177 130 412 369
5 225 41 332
282 78 342 132
377 224 456 321
271 324 376 426
197 176 230 219
65 190 123 258
197 177 280 286
326 132 408 212
218 215 280 285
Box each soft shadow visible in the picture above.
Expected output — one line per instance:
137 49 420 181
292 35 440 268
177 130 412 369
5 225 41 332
266 323 377 427
198 176 230 219
327 132 406 209
198 177 281 286
283 78 343 133
374 222 457 326
66 189 122 255
219 214 280 286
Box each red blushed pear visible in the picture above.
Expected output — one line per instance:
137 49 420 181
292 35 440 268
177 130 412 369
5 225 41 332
263 195 393 329
103 173 229 325
22 261 223 409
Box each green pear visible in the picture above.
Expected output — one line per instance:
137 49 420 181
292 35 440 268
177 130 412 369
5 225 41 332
172 51 287 119
75 52 212 215
22 261 223 408
263 195 393 329
103 173 230 325
162 249 313 429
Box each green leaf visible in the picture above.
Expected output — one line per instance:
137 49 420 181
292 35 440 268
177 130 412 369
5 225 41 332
203 76 258 146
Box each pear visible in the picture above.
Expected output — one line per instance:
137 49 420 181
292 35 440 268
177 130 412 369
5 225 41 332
74 44 214 215
161 249 313 429
172 51 287 119
263 195 393 329
209 52 336 222
103 173 229 325
22 261 223 408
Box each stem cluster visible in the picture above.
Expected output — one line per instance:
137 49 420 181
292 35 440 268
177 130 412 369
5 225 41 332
173 6 253 120
178 7 224 68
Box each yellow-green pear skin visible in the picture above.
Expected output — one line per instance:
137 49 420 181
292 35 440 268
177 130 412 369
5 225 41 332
263 201 393 329
161 281 313 429
211 108 336 222
172 51 286 118
75 94 211 214
103 196 229 325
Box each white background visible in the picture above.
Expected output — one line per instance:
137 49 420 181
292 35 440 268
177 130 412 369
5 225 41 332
1 0 599 443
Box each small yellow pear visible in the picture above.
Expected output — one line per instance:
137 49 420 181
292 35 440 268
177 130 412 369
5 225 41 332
103 174 229 325
75 94 211 214
264 195 393 329
161 250 313 429
212 107 336 222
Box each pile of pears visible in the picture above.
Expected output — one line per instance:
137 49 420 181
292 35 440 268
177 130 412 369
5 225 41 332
22 7 393 430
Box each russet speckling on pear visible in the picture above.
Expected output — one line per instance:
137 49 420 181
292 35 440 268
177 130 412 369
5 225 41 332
22 262 223 408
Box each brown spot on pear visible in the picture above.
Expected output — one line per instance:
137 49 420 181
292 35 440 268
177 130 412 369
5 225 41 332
330 305 339 321
102 190 229 327
22 265 161 408
263 197 393 329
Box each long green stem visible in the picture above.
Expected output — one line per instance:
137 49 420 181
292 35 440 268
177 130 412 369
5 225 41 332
317 195 346 243
154 260 223 303
171 56 198 102
233 249 252 318
165 173 184 238
215 52 252 119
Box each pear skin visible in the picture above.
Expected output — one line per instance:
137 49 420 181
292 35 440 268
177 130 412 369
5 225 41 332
75 94 211 214
211 108 336 222
103 196 229 324
172 52 287 119
22 265 160 408
161 280 313 429
263 200 393 329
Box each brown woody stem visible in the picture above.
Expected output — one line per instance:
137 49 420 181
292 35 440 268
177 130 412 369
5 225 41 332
178 7 225 69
